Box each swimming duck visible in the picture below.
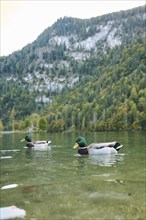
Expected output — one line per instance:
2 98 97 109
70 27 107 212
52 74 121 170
21 135 51 151
73 136 123 155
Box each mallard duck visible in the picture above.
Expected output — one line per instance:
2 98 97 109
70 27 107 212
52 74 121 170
73 136 123 155
21 135 51 151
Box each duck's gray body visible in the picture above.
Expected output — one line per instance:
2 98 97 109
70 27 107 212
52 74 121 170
87 142 120 154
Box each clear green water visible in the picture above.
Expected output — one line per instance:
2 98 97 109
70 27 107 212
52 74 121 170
0 132 145 220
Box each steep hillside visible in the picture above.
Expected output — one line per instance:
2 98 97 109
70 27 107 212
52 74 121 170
0 5 145 131
44 40 146 132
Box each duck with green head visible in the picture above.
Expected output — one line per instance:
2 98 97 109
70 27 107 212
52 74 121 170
73 136 123 155
21 135 51 150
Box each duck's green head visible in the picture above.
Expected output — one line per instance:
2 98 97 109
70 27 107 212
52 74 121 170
21 135 32 142
73 136 87 149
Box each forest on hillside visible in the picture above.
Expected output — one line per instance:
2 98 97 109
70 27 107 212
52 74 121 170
2 39 145 132
0 5 145 132
45 40 146 132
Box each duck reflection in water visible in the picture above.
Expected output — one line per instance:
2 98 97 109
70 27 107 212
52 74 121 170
25 147 52 160
88 154 124 166
73 153 124 175
25 148 33 159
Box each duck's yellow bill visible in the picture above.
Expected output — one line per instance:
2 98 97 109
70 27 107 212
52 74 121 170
21 139 25 142
73 143 79 149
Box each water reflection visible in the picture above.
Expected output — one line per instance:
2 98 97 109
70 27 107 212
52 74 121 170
0 149 20 160
25 148 34 159
88 154 125 167
24 148 52 160
73 153 124 167
0 132 145 220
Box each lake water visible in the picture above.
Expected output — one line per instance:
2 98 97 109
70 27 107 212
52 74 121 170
0 131 145 220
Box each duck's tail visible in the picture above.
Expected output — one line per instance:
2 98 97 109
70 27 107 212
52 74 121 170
114 142 123 151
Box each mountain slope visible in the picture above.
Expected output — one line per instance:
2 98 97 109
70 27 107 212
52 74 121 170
45 40 146 132
0 5 145 131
